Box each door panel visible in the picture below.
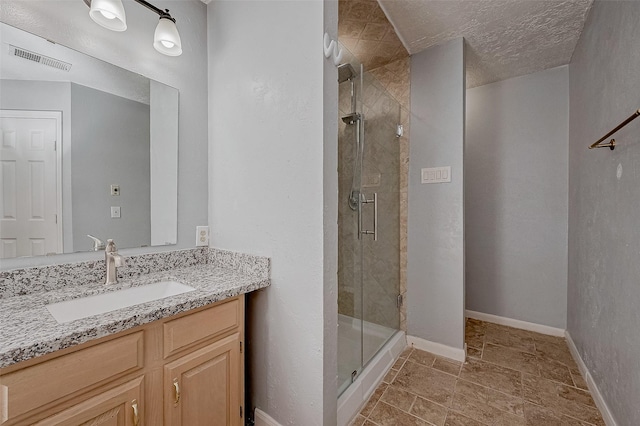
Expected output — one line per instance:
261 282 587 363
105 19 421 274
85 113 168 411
360 72 401 364
164 333 241 426
0 111 61 258
337 60 365 396
32 377 143 426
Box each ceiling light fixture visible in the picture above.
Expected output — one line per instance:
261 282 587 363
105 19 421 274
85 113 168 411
84 0 182 57
88 0 127 31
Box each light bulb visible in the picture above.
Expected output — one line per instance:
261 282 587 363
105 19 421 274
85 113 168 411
89 0 127 31
100 10 116 20
153 17 182 56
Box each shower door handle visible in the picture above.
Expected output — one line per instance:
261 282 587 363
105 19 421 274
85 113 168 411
358 192 363 240
361 193 378 241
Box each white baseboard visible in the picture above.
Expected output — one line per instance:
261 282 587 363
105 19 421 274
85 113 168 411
406 335 466 362
564 331 618 426
254 408 283 426
465 310 565 337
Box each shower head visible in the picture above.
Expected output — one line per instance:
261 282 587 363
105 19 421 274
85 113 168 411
341 112 362 125
338 63 357 83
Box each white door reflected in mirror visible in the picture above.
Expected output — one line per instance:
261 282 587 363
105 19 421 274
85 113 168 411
0 111 62 258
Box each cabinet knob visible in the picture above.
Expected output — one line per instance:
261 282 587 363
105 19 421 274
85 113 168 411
131 399 139 426
173 378 181 405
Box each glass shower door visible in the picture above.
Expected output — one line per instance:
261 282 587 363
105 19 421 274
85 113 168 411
359 71 401 368
337 50 402 396
337 60 364 396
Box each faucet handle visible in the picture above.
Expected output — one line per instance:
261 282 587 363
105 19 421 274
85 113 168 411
115 256 126 267
87 234 105 251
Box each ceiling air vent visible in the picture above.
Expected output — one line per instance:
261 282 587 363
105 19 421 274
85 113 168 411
9 45 72 72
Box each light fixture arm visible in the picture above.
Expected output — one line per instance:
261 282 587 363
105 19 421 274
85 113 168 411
83 0 175 23
131 0 175 23
84 0 182 56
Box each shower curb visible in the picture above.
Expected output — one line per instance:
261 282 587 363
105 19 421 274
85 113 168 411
337 331 406 426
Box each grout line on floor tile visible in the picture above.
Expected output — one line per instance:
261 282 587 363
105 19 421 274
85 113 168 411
465 355 527 379
558 412 600 426
453 380 527 422
454 375 525 404
388 400 443 425
367 399 381 421
445 408 491 426
363 417 381 426
406 391 418 413
469 355 539 380
524 400 601 426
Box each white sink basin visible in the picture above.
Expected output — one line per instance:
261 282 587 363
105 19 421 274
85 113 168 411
46 281 196 324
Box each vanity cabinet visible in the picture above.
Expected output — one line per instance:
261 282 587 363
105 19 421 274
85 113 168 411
32 377 144 426
164 333 241 426
0 295 244 426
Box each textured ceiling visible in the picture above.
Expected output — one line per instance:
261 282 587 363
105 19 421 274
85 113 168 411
378 0 594 87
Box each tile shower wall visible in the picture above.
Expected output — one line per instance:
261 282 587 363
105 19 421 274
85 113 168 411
338 0 407 70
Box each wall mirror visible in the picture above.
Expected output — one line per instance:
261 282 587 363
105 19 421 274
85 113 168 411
0 22 179 259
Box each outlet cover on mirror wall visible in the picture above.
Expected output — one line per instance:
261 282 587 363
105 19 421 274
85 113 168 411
196 226 209 246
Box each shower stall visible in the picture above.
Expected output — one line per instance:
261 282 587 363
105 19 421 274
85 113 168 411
337 52 403 400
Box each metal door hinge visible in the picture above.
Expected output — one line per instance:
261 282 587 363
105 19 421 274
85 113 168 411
240 406 243 418
397 294 404 308
240 341 243 353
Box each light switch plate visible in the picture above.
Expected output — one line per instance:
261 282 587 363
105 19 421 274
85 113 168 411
110 184 120 196
196 226 209 247
110 206 121 218
421 166 451 184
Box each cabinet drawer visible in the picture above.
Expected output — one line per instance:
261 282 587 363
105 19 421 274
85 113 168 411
0 332 143 423
163 298 240 358
32 376 143 426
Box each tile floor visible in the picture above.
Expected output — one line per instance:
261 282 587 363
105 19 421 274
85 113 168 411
351 319 605 426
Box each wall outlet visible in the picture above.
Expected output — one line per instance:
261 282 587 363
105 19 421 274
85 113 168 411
110 184 120 196
196 226 209 247
110 206 121 218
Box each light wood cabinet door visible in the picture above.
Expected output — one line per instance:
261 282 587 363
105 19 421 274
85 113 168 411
164 333 241 426
0 332 144 423
33 376 143 426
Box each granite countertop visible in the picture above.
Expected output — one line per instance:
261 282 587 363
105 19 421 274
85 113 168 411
0 249 270 369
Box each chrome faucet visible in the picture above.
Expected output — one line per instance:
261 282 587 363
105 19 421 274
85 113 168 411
105 239 125 285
